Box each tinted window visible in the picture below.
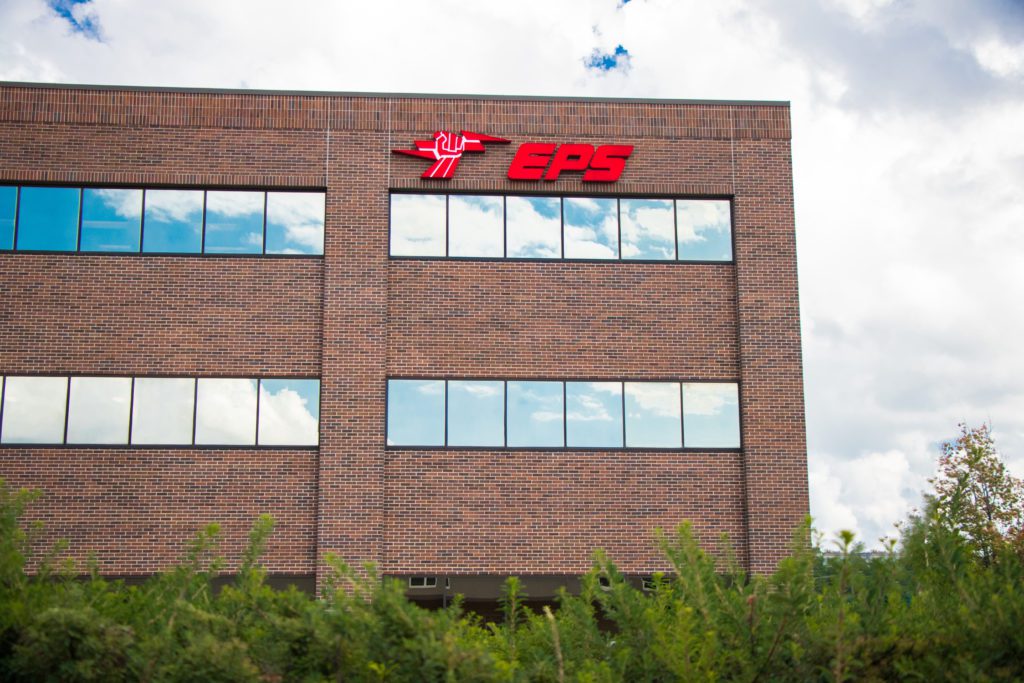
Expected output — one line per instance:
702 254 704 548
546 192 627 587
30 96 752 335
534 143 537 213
564 197 618 259
265 192 325 255
677 200 732 261
258 379 320 446
506 196 561 258
565 381 623 447
387 379 445 446
507 380 564 447
390 194 445 256
0 186 16 250
194 378 257 445
624 382 681 448
204 191 264 254
447 380 504 447
448 195 503 257
66 376 132 444
16 187 80 251
0 376 68 443
79 189 142 252
130 377 195 445
142 190 203 253
682 383 741 447
621 199 674 260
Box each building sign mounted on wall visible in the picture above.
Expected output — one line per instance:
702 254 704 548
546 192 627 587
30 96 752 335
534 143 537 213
393 131 633 182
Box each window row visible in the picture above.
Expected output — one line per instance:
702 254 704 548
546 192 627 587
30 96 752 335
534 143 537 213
386 379 740 449
0 376 320 446
390 194 733 261
0 186 325 255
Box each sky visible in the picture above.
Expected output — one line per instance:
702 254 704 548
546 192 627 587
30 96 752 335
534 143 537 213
1 0 1022 548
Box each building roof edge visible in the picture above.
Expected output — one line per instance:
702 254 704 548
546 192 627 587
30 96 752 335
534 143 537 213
0 80 790 107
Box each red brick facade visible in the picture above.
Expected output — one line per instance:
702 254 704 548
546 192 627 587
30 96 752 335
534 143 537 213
0 84 806 582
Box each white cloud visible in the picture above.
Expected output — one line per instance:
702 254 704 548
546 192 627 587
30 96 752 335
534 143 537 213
258 384 318 446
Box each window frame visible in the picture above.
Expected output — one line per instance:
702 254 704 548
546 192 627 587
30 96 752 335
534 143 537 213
0 372 321 449
0 183 325 258
388 189 735 264
385 376 743 452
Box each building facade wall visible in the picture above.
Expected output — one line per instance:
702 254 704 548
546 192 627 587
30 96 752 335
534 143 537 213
0 84 807 581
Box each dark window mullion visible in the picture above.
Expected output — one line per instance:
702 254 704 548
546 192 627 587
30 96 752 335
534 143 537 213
616 198 622 260
75 188 83 252
561 381 567 448
255 378 262 445
620 381 626 448
261 193 268 255
127 377 135 444
679 382 686 448
200 192 208 254
443 380 449 447
0 376 6 443
62 376 71 444
503 380 508 447
191 378 199 445
11 186 20 250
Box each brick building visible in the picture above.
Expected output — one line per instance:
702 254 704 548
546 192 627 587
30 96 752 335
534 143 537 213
0 82 807 600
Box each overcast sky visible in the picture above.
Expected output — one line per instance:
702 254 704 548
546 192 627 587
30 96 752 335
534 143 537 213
2 0 1022 549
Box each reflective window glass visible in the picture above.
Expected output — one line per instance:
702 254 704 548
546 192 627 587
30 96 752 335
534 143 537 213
506 196 560 258
16 187 80 251
265 192 325 255
683 383 741 448
564 197 618 259
677 200 732 261
387 379 445 446
195 378 257 445
447 380 504 447
80 189 142 252
624 382 681 448
0 186 16 250
448 195 503 257
258 379 320 446
565 382 623 447
204 191 264 254
142 190 204 253
507 381 563 447
390 194 445 256
621 199 675 260
0 376 68 444
66 377 132 444
130 377 195 445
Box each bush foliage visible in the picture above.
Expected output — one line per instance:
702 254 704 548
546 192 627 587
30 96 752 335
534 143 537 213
1 425 1022 681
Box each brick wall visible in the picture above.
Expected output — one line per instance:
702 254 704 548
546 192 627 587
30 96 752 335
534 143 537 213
0 83 806 580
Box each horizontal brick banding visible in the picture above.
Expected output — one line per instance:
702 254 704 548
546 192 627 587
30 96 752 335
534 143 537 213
0 254 322 376
382 451 745 574
0 449 317 574
388 261 739 378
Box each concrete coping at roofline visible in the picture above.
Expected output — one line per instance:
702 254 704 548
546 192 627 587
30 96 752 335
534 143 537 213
0 80 790 108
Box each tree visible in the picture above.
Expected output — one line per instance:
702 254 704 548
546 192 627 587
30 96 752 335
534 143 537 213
930 423 1024 564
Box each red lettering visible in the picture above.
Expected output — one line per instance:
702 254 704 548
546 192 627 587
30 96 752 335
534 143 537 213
583 145 633 182
507 143 555 180
544 144 594 181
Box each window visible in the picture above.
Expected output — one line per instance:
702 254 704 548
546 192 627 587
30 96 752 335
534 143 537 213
677 199 732 261
563 197 618 259
506 196 560 258
195 378 258 445
80 189 142 252
566 381 623 447
408 576 437 589
682 383 741 448
258 379 320 446
265 192 325 255
621 199 675 260
16 187 80 251
390 194 445 256
143 189 203 253
507 380 564 447
447 380 504 447
0 186 16 250
130 377 196 445
448 195 504 257
386 378 741 450
204 191 264 254
0 184 325 256
390 193 731 263
66 377 132 444
624 382 681 448
386 379 445 446
0 376 68 444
